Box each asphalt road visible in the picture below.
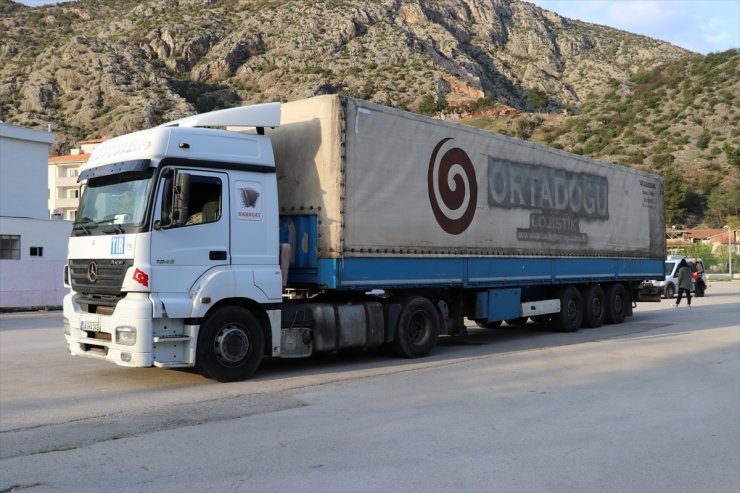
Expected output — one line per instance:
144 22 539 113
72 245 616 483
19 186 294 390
1 282 739 493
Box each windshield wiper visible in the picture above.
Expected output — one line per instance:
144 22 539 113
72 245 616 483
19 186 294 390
73 217 97 236
102 224 125 235
95 216 128 235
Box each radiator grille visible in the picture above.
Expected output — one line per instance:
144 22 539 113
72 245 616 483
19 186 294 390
69 259 133 295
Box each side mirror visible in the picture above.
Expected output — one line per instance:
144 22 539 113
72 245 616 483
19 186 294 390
160 171 190 229
172 172 191 227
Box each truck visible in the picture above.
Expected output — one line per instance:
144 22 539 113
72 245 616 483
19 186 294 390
63 95 665 381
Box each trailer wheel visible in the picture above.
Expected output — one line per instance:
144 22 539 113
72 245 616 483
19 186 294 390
580 284 606 328
197 306 264 382
664 284 675 299
554 286 583 332
604 283 628 325
475 320 502 329
393 297 440 358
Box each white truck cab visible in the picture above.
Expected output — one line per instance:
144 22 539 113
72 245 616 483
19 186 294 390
63 103 285 380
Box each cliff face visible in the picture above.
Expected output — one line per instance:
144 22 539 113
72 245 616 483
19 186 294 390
0 0 691 151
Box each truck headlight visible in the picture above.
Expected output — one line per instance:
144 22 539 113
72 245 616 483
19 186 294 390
63 317 70 335
115 326 137 346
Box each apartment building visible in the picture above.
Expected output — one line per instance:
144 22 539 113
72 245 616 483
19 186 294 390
47 138 104 220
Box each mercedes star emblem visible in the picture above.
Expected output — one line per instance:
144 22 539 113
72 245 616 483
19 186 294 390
87 261 99 283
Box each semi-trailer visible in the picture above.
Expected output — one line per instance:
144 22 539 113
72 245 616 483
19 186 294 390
63 95 665 381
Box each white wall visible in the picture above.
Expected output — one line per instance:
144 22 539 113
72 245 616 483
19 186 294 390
0 216 71 260
0 123 68 308
0 259 68 308
0 218 72 308
0 123 54 220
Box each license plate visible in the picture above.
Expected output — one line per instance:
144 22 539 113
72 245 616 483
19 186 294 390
80 320 101 332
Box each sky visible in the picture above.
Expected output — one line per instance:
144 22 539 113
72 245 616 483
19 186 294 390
529 0 740 54
15 0 740 55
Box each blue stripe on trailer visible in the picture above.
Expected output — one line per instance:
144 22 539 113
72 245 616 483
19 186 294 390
314 257 664 290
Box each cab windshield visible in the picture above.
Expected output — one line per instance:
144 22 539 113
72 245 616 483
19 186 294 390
73 169 156 236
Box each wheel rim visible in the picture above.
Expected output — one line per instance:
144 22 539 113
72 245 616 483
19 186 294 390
613 294 623 315
408 311 431 346
214 324 250 366
566 298 578 320
591 296 603 317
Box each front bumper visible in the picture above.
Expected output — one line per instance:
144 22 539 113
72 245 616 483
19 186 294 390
63 291 154 367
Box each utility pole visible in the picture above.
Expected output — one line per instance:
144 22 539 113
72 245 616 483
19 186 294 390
729 227 733 280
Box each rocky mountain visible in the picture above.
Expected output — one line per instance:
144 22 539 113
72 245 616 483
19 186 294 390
462 49 739 227
2 0 689 146
1 0 736 225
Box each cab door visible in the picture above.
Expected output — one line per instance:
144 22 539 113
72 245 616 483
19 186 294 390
150 170 230 294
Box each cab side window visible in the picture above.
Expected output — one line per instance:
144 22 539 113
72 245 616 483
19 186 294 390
185 176 222 226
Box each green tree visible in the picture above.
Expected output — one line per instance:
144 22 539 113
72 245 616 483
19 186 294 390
696 128 711 149
526 88 549 110
417 94 448 115
722 143 740 168
651 153 675 170
662 166 687 226
706 184 740 227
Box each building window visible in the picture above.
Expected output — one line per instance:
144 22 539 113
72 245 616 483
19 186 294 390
30 246 43 257
0 235 21 260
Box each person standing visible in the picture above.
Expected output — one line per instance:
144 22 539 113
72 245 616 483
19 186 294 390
692 257 706 294
674 258 692 308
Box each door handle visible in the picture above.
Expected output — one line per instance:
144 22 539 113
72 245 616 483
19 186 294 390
209 250 227 261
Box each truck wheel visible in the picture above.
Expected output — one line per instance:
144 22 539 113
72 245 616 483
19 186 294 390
664 284 675 299
197 306 264 382
554 286 583 332
580 284 606 328
393 297 440 358
604 283 628 325
475 320 502 329
504 317 529 326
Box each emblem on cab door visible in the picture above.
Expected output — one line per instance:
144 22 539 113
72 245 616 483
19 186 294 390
236 181 263 221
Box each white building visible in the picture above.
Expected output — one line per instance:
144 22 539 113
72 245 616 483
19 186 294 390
0 122 72 308
48 139 103 220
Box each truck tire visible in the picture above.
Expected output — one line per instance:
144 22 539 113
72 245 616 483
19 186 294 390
604 283 628 325
580 284 606 328
475 320 502 329
554 286 583 332
504 317 529 326
664 284 675 299
197 306 264 382
393 297 440 358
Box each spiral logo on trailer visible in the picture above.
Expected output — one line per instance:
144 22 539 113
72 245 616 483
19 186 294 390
427 138 478 235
